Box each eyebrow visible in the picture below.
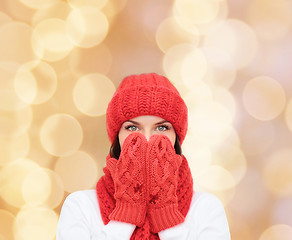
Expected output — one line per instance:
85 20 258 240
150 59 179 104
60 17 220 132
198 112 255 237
124 120 170 125
155 120 169 125
124 120 140 125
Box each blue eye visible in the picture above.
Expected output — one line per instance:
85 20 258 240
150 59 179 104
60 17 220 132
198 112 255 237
125 125 138 131
156 125 169 131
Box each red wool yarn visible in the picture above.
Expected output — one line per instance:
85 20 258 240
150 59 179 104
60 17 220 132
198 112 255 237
106 73 188 144
96 153 193 239
96 73 193 239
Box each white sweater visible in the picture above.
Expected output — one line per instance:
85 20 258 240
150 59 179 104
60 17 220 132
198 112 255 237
56 189 231 240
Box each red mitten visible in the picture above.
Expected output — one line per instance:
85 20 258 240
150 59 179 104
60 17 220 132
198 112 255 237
146 134 184 233
107 133 148 227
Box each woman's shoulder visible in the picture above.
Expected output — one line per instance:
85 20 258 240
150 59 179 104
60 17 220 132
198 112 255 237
186 191 230 232
160 191 230 239
65 189 98 203
177 191 230 239
192 191 224 207
189 191 226 217
57 189 105 238
62 189 101 220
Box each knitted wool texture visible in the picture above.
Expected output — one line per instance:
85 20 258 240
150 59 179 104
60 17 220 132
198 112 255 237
97 73 193 238
147 134 184 233
106 133 148 227
106 73 188 144
96 157 193 239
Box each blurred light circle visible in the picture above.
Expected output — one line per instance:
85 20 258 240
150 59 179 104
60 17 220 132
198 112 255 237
14 63 36 104
19 0 60 9
73 73 116 116
211 187 236 207
184 81 213 108
32 2 72 24
243 76 286 121
0 133 30 167
42 169 64 208
163 43 197 82
22 168 51 204
22 168 64 208
0 22 38 64
272 197 292 227
223 126 240 147
49 71 83 116
196 0 229 34
229 169 269 221
0 87 29 121
102 0 128 19
68 0 107 9
0 11 12 26
66 6 109 48
0 62 29 111
213 126 241 150
240 120 275 156
54 151 98 193
196 165 236 191
174 0 221 25
4 0 35 22
259 224 292 240
248 0 292 41
263 149 292 197
174 0 228 36
182 141 212 177
32 18 74 62
69 44 112 75
285 98 292 132
14 61 57 104
203 19 258 69
213 86 237 119
34 19 73 52
14 205 58 240
252 20 290 42
181 48 208 86
155 17 200 53
188 101 233 147
227 216 254 240
40 114 83 156
0 209 15 240
140 0 172 43
213 144 247 185
203 47 236 88
0 159 41 208
0 104 32 138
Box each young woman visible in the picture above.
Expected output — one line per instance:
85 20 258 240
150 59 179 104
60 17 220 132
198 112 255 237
56 73 231 240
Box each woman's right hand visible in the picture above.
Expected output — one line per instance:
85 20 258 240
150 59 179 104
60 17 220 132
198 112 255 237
106 133 148 227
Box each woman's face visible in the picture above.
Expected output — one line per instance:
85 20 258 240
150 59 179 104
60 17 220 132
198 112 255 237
118 115 176 148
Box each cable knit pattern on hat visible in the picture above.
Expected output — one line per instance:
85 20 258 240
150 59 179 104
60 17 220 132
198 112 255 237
106 73 188 144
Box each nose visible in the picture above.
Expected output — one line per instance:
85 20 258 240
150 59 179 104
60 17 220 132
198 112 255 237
143 129 153 141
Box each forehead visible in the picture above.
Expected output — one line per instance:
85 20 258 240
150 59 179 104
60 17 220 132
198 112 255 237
127 115 168 124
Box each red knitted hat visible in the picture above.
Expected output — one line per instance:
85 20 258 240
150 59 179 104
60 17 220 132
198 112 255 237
106 73 188 144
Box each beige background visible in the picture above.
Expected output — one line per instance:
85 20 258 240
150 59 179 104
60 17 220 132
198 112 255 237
0 0 292 239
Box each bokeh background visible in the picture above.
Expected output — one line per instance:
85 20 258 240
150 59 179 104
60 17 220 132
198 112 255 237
1 0 292 239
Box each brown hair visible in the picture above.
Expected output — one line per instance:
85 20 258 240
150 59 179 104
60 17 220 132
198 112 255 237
109 135 182 159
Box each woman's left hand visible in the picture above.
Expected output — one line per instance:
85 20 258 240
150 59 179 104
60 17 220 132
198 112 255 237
146 134 184 233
